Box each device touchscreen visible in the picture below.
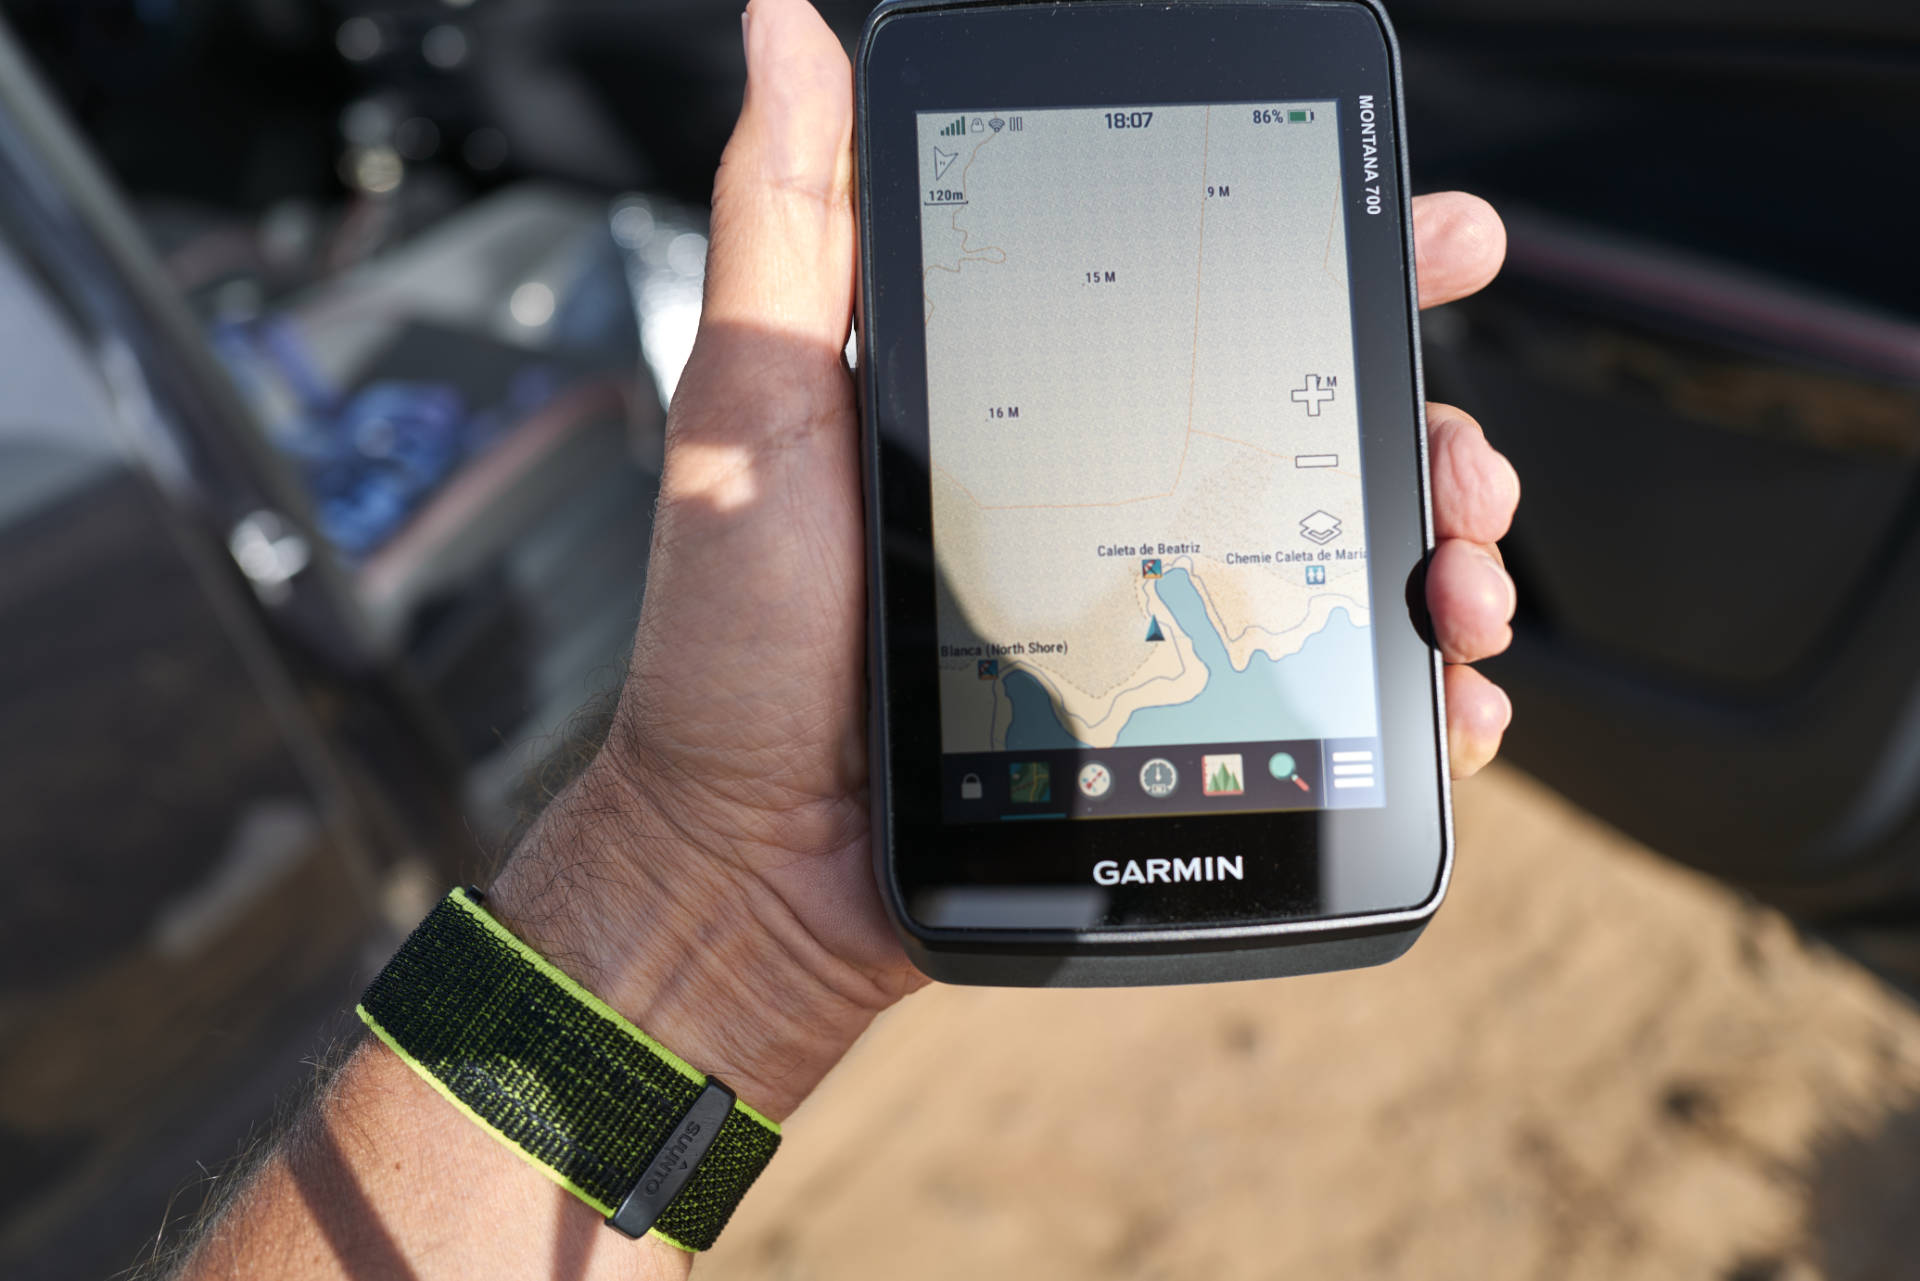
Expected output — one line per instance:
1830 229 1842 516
920 102 1386 825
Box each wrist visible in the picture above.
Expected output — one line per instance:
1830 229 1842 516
484 751 888 1120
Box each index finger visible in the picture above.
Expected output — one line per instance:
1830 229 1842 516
1413 192 1506 309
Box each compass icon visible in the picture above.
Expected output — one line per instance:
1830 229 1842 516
1078 761 1113 799
1139 758 1178 799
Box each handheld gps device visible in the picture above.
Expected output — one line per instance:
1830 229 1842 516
855 0 1449 986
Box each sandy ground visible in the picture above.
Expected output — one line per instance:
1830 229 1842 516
702 765 1920 1281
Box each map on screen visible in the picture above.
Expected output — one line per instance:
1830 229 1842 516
918 102 1380 768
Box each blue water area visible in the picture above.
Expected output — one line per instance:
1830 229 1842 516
1002 567 1378 749
1005 669 1086 750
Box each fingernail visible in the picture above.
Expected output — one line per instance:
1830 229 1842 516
741 8 752 63
1496 683 1514 731
1480 551 1516 620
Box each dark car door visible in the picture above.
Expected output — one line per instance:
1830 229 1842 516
0 11 670 1269
0 26 440 1277
1390 0 1920 939
0 183 401 1281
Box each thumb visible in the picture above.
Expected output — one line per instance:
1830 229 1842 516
697 0 856 357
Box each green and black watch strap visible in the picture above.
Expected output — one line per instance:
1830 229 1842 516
357 887 780 1252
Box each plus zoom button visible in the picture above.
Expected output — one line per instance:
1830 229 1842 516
1290 374 1338 416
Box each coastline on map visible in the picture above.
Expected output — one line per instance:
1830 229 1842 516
966 568 1380 752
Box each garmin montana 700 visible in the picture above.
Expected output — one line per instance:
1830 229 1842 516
855 0 1449 986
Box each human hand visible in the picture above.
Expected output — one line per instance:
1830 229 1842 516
492 0 1519 1121
182 8 1522 1278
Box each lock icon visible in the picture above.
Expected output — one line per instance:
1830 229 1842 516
959 773 983 800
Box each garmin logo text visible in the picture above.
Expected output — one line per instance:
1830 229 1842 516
641 1119 703 1196
1357 95 1383 215
1093 857 1243 886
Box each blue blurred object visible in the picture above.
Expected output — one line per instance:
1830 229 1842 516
211 317 569 560
308 380 466 558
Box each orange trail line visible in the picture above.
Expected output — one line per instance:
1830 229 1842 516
922 132 1006 323
951 134 997 252
924 252 1006 279
933 462 1175 511
937 429 1359 515
931 109 1235 514
1322 175 1343 285
1164 105 1214 497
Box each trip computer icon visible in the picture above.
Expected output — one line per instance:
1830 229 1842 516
1139 758 1178 799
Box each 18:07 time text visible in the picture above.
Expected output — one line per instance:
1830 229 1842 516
1104 111 1153 129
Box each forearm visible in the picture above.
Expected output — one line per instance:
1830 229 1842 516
183 1043 693 1281
180 755 888 1281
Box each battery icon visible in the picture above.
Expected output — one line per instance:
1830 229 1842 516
1288 108 1312 124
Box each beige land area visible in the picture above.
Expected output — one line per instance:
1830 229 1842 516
704 765 1920 1281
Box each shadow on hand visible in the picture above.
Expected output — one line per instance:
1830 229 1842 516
285 1109 420 1281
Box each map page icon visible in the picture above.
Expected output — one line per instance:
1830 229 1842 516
1009 761 1051 803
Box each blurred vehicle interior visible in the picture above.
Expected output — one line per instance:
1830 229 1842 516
1389 0 1920 939
0 0 1914 1276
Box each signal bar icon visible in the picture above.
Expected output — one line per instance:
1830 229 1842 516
939 116 965 137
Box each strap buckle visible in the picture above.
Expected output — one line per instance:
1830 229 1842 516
605 1079 737 1239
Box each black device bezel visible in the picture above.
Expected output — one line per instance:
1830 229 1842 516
857 0 1450 986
